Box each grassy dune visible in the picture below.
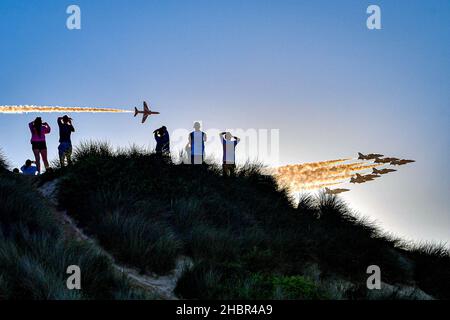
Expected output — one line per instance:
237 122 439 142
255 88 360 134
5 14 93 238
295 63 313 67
0 151 149 299
1 144 448 299
48 142 449 300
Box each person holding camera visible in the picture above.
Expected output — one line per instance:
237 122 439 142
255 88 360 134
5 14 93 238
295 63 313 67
58 115 75 167
28 117 51 174
153 126 170 155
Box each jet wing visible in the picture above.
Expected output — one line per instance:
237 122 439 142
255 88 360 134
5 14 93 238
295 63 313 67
143 101 150 112
142 114 149 123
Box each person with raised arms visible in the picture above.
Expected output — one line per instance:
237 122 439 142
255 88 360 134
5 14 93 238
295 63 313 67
57 115 75 167
28 117 51 174
220 131 240 177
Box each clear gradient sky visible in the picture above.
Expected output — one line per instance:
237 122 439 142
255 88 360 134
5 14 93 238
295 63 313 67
0 0 449 243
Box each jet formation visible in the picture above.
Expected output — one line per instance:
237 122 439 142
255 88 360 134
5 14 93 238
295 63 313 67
347 153 415 187
358 152 416 166
284 152 414 196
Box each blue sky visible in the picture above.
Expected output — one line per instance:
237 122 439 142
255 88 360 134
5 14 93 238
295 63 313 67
0 0 449 243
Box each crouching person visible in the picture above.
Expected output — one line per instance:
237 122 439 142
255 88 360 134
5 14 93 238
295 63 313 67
21 159 38 176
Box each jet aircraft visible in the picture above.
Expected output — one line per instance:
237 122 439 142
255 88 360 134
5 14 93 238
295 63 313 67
134 101 160 123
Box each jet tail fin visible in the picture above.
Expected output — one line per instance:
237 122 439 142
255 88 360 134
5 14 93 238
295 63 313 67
134 107 138 117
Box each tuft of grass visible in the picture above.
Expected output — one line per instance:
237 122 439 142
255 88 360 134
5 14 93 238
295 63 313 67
0 150 8 171
174 262 225 299
187 225 241 263
0 178 60 237
72 140 115 162
94 212 182 274
175 262 327 300
236 160 266 178
407 242 450 299
272 275 327 299
410 242 449 258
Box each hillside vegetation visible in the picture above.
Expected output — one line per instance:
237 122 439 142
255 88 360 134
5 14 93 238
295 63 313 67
0 151 150 299
1 143 448 300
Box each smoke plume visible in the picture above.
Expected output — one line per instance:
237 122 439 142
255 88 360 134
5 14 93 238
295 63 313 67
0 105 132 114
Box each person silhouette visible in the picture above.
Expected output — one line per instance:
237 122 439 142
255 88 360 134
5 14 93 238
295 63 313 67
153 126 170 155
29 117 51 174
187 122 207 165
220 132 240 177
57 115 75 167
20 159 38 176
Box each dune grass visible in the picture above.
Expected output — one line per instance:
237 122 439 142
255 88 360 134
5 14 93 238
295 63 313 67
0 149 8 171
51 142 450 299
406 242 450 299
0 156 150 300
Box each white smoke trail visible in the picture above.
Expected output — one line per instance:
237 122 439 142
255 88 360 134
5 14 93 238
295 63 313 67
0 105 132 114
274 159 385 193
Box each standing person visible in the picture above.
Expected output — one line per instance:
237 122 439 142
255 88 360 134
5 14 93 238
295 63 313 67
20 159 38 176
220 132 240 177
187 122 207 164
153 126 170 155
57 115 75 167
29 117 51 173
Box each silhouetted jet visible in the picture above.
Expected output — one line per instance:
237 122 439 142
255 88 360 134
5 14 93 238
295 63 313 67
350 173 379 184
373 168 397 175
325 187 350 195
390 159 415 166
134 101 160 123
358 153 384 160
362 174 381 179
374 157 399 164
350 173 367 184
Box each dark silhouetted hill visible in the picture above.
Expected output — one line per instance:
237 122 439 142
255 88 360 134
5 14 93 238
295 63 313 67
1 143 448 300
